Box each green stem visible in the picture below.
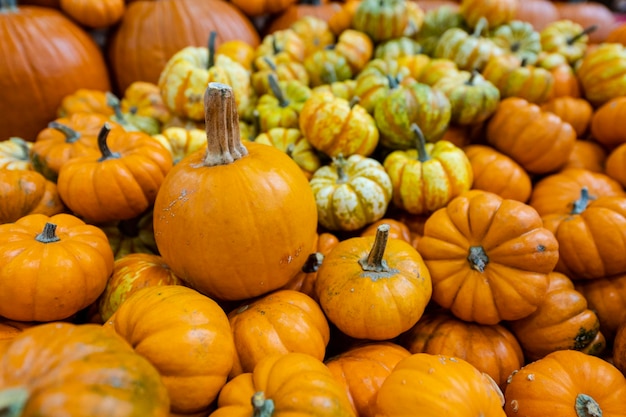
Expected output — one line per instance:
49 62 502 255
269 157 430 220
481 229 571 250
571 187 591 214
207 31 217 69
468 246 489 272
262 56 277 72
411 124 430 163
48 121 81 143
386 74 399 89
568 25 597 45
359 224 391 272
349 96 361 109
35 223 61 243
473 17 488 37
302 252 324 273
575 394 602 417
466 70 478 86
268 73 290 108
0 387 28 417
334 154 349 184
272 36 281 55
9 137 31 159
97 123 120 161
252 392 275 417
105 92 126 122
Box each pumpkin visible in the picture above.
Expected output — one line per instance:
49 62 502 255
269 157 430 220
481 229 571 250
299 91 379 157
251 54 310 96
561 140 607 173
575 274 626 343
541 189 626 280
415 5 466 56
554 1 616 44
228 289 330 378
536 52 581 98
152 127 207 165
485 97 576 174
503 349 626 417
104 285 235 416
57 88 113 118
30 112 113 181
0 137 32 171
107 0 259 93
463 144 532 203
540 20 594 65
209 352 356 417
304 48 354 87
0 318 34 344
309 154 393 232
375 353 506 417
577 43 626 107
490 20 541 65
56 123 173 224
313 79 357 100
374 37 422 61
352 58 412 114
315 224 432 340
100 210 159 260
255 77 311 132
254 28 306 63
215 39 256 70
334 29 374 74
514 0 559 31
0 322 170 417
98 253 183 322
352 0 410 43
540 96 593 138
266 2 343 36
328 0 360 35
529 168 626 217
607 22 626 46
460 0 518 29
0 169 65 224
153 83 318 301
383 124 473 215
418 190 559 325
105 92 161 136
606 143 626 188
325 342 411 417
0 213 114 322
361 218 413 244
229 0 297 18
613 322 626 375
253 127 322 179
590 96 626 150
399 309 524 389
508 271 603 362
0 0 111 141
59 0 125 28
120 81 171 125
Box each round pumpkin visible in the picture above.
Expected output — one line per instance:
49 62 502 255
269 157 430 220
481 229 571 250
540 96 593 138
605 143 626 188
0 137 33 171
577 43 626 107
59 0 125 28
561 140 607 173
575 273 626 343
590 96 626 150
460 0 518 29
0 169 65 224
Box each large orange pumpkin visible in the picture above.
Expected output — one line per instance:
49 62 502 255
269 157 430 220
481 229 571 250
0 1 111 141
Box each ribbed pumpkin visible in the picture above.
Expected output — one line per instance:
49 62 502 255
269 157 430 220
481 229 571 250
606 143 626 188
540 96 593 138
59 0 125 28
590 96 626 150
0 137 32 171
153 83 318 301
0 169 65 224
562 140 607 173
577 43 626 107
460 0 518 28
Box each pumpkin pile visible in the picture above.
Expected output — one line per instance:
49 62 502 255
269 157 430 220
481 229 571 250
3 0 626 416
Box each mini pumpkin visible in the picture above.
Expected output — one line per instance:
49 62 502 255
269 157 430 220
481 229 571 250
352 0 409 43
606 143 626 188
0 137 32 170
460 0 518 28
0 169 65 224
577 43 626 107
590 96 626 150
253 127 322 179
562 140 608 173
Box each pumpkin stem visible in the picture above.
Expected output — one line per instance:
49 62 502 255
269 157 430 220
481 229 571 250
286 142 296 158
35 222 61 243
386 74 399 90
575 394 602 417
0 387 29 417
302 252 324 273
322 62 338 85
252 392 275 417
207 31 217 69
568 25 597 45
48 121 81 143
202 82 248 166
9 137 31 159
268 73 290 108
571 187 591 214
520 57 528 67
97 123 120 161
349 96 361 109
105 92 126 123
272 36 281 55
262 56 277 72
0 0 17 11
468 246 489 272
411 124 430 163
473 17 488 37
510 41 521 53
359 224 391 272
250 110 261 140
466 70 479 86
334 154 349 183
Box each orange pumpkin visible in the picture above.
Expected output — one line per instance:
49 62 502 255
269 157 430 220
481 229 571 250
417 190 560 325
606 143 626 188
590 96 626 150
460 0 518 28
0 318 35 344
59 0 125 28
561 139 607 173
613 322 626 375
575 273 626 343
540 96 593 138
104 285 236 416
57 88 113 118
514 0 558 31
0 169 65 224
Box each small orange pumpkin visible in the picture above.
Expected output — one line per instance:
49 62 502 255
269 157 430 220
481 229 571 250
0 169 65 224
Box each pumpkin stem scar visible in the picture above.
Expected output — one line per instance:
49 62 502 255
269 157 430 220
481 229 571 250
0 387 29 417
97 123 121 161
35 222 61 243
575 393 602 417
359 224 391 272
468 246 489 272
251 391 275 417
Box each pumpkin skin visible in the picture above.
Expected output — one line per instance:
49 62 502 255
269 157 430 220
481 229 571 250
152 127 207 165
399 310 524 389
59 0 125 29
539 20 592 65
536 52 581 99
508 272 603 362
153 83 318 301
353 58 412 114
613 322 626 375
540 97 593 138
309 154 393 232
325 342 411 417
0 318 34 345
575 273 626 343
0 169 65 224
606 143 626 188
0 3 111 141
0 213 114 322
228 289 330 378
0 322 170 417
215 39 256 70
485 97 576 175
98 253 183 322
334 28 374 74
352 0 409 43
315 224 433 340
210 352 356 417
57 88 113 118
104 285 235 416
415 5 466 56
0 137 32 170
229 0 297 18
375 353 506 417
577 43 626 107
490 19 541 64
503 350 626 417
101 210 159 260
417 190 559 325
460 0 518 29
253 127 322 179
463 144 532 203
57 124 173 224
590 96 626 150
562 140 607 173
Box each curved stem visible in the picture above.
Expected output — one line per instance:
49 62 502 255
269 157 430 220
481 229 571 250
252 392 275 417
97 123 120 161
268 73 290 108
575 393 602 417
468 246 489 272
0 387 28 417
35 223 61 243
359 224 391 272
272 36 281 55
571 187 591 214
473 17 488 37
10 137 31 159
334 154 349 184
202 82 248 166
520 57 528 67
262 56 277 72
568 25 597 45
349 96 361 109
207 31 217 69
105 92 126 123
48 121 81 143
411 124 430 163
302 252 324 273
